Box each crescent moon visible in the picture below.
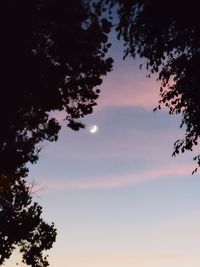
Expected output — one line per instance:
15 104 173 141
89 125 98 134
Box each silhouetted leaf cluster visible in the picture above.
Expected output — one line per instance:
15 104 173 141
97 0 200 170
0 176 56 266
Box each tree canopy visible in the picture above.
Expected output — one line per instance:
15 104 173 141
0 0 112 265
96 0 200 171
0 0 113 180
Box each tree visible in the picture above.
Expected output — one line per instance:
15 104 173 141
0 0 113 265
96 0 200 172
0 0 113 180
0 176 56 266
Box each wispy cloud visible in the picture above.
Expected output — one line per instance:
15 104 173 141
98 84 160 110
96 67 160 110
41 163 193 190
49 70 161 124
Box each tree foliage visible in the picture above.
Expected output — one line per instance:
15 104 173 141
0 0 113 180
0 0 113 265
97 0 200 171
0 176 56 266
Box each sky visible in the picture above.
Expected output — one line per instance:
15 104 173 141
6 32 200 267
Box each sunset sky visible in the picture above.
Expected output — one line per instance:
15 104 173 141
6 32 200 267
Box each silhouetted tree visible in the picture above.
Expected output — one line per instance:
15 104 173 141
96 0 200 171
0 0 112 180
0 176 56 266
0 0 113 265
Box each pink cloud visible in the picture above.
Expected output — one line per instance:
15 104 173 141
50 81 160 123
41 163 194 190
49 70 161 124
96 69 161 110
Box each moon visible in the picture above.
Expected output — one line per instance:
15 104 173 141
89 125 98 134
